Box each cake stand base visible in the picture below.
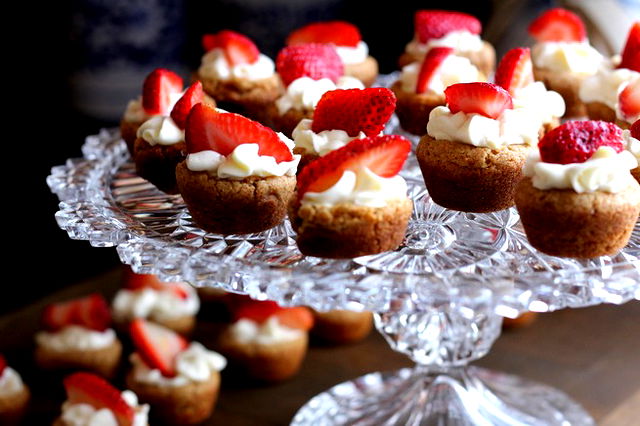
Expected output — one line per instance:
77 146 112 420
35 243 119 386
291 366 594 426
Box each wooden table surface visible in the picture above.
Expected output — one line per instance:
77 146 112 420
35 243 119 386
1 267 639 425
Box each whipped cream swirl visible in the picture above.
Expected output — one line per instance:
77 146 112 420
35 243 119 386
0 367 25 397
229 317 304 345
512 81 566 125
137 115 184 146
60 390 149 426
112 284 199 323
275 76 364 115
123 91 185 122
301 167 408 208
427 106 540 149
531 41 603 74
199 49 275 81
579 56 640 110
36 326 116 351
524 146 638 193
130 342 226 387
399 55 483 94
335 41 369 65
292 118 367 156
405 31 484 58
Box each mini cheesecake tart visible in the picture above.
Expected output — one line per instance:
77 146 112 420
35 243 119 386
290 134 413 259
311 309 373 344
398 10 496 77
197 30 283 120
515 120 640 258
528 8 605 117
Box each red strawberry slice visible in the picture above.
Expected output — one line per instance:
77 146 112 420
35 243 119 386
185 104 293 162
631 119 640 139
494 47 534 94
170 81 204 129
276 43 344 87
297 135 411 197
414 10 481 44
619 79 640 122
64 372 135 426
287 21 361 47
619 22 640 72
444 82 513 119
42 293 111 332
233 300 314 331
130 319 188 377
415 47 455 94
0 354 6 376
538 120 624 164
311 88 397 137
142 68 184 115
123 268 189 300
528 8 586 43
201 30 260 66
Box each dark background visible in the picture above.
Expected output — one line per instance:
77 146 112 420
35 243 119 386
14 0 553 315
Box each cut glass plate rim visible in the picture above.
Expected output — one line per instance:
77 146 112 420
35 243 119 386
48 111 640 317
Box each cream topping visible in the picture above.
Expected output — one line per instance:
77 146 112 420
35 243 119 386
275 76 364 115
405 31 484 58
301 167 408 208
112 284 200 323
292 118 367 156
36 326 116 351
427 106 541 148
60 390 149 426
136 115 184 146
579 58 640 110
229 317 304 345
512 81 566 125
186 135 300 178
531 41 603 74
624 129 640 163
0 367 24 397
399 55 483 94
198 49 275 81
523 146 638 193
130 342 226 387
335 41 369 65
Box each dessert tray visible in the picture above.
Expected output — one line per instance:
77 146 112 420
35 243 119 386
48 76 640 425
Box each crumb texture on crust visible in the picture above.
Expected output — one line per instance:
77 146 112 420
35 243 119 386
515 177 640 258
133 138 187 195
417 135 531 212
126 370 220 425
34 339 122 379
584 101 617 123
391 80 445 136
311 310 373 344
344 56 379 88
0 385 30 426
176 163 296 235
217 328 308 382
198 72 283 105
289 197 413 258
261 103 313 138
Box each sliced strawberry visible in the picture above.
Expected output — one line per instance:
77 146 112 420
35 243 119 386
619 22 640 72
631 119 640 139
297 135 411 197
311 88 397 137
233 300 314 331
276 43 344 87
287 21 361 47
619 79 640 122
202 30 260 66
185 104 293 162
415 47 455 94
414 10 481 44
64 372 135 426
538 120 624 164
494 47 534 94
142 68 184 115
123 268 189 300
0 354 6 376
130 319 188 377
170 81 204 129
444 82 513 119
528 8 586 43
42 293 111 332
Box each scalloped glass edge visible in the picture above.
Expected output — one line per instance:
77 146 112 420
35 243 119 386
47 125 640 316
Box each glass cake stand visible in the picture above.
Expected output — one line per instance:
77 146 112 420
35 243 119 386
48 108 640 425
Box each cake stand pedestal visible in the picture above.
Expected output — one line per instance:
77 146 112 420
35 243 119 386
47 128 639 426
